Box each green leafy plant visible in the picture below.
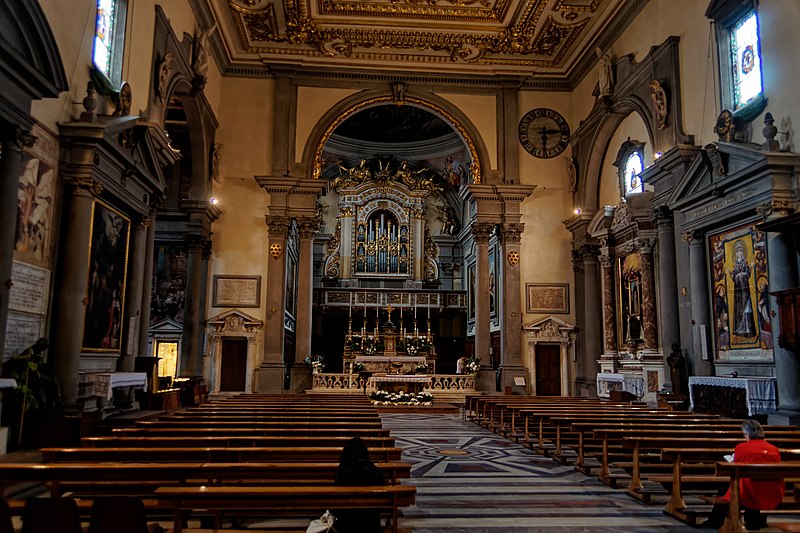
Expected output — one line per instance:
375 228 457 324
5 338 55 445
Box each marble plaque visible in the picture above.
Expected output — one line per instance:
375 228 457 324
526 283 569 314
9 261 49 315
213 275 261 307
4 312 43 358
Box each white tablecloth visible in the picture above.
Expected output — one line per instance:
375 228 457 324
78 372 148 400
596 372 645 398
688 376 777 416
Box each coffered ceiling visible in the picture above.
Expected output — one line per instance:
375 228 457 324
204 0 646 83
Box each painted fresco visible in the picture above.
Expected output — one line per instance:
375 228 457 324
618 252 643 346
709 223 772 360
151 244 187 325
83 202 130 351
488 244 497 318
467 262 476 321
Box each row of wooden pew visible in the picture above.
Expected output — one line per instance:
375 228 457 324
0 393 416 533
466 395 800 532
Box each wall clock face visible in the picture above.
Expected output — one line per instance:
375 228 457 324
518 108 571 159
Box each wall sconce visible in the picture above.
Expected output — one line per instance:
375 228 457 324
209 197 219 205
574 208 582 215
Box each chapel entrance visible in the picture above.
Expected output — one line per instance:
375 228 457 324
535 344 561 396
220 337 247 391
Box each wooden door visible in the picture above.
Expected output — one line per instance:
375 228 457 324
535 344 561 396
220 337 247 391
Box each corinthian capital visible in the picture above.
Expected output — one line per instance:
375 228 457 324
652 206 673 230
500 223 524 244
297 216 321 239
471 222 494 244
265 215 292 238
680 230 701 244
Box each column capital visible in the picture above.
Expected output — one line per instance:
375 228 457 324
577 243 600 264
598 252 615 268
499 223 524 245
184 232 209 251
0 125 36 154
652 205 674 231
681 229 702 244
265 215 292 238
139 215 153 230
471 222 494 244
635 237 656 254
64 175 104 196
756 200 794 221
297 217 321 240
201 235 213 260
339 206 354 217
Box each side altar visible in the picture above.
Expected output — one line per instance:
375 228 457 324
343 329 436 374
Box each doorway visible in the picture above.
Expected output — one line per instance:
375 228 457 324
220 337 247 391
535 344 561 396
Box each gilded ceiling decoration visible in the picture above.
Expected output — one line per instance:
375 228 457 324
213 0 630 75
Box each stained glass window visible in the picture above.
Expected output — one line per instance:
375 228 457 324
624 151 643 195
731 11 763 110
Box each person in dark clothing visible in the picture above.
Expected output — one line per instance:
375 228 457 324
334 437 386 533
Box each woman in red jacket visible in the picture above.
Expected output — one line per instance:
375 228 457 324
703 420 784 530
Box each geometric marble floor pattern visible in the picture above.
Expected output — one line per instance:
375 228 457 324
382 412 699 533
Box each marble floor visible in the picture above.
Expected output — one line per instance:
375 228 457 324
382 411 701 533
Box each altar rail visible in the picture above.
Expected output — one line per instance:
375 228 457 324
310 373 476 403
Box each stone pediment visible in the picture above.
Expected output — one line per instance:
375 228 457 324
523 316 576 342
207 310 263 334
149 318 183 334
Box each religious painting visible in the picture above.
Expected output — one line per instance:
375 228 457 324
151 244 187 324
285 254 297 316
82 201 130 351
467 262 476 321
525 283 569 314
488 245 497 318
15 126 58 266
618 253 643 346
709 222 772 361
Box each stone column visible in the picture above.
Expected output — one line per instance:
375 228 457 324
581 245 602 396
0 126 36 355
653 207 680 355
339 206 353 280
598 250 618 369
683 230 714 375
498 223 526 391
118 215 148 371
765 230 800 414
180 233 207 376
571 249 587 394
137 215 156 358
637 238 658 352
257 215 291 392
472 222 494 391
291 217 319 392
51 178 102 406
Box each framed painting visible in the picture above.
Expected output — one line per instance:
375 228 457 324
708 221 772 361
82 201 130 352
151 244 187 325
488 244 497 318
618 252 643 345
526 283 569 314
213 275 261 308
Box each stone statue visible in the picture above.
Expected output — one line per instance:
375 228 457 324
436 204 458 236
596 47 614 98
157 52 174 102
210 143 223 182
650 79 668 129
112 82 132 117
565 155 577 193
193 23 217 80
666 342 688 397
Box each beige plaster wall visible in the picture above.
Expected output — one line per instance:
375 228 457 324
436 93 497 171
517 91 575 323
207 177 270 321
32 0 220 130
295 87 360 163
598 113 651 208
216 77 274 178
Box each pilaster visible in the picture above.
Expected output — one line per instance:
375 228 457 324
682 230 714 375
498 222 526 391
472 221 494 391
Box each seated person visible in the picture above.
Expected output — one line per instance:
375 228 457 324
333 437 386 533
703 420 784 530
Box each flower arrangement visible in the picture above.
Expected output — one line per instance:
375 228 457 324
400 336 432 356
370 390 433 405
352 362 366 373
465 356 481 374
348 335 362 351
304 354 324 373
360 336 384 355
414 363 429 374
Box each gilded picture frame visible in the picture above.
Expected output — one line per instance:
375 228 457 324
526 283 569 314
82 201 130 352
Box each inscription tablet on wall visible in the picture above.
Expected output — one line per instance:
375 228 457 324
9 261 49 315
4 312 43 358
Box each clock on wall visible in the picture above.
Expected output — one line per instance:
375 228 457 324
518 108 571 159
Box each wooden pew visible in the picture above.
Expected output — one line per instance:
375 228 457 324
112 427 391 438
715 461 800 533
133 420 384 429
40 446 403 463
155 484 417 533
82 435 396 448
0 461 411 496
